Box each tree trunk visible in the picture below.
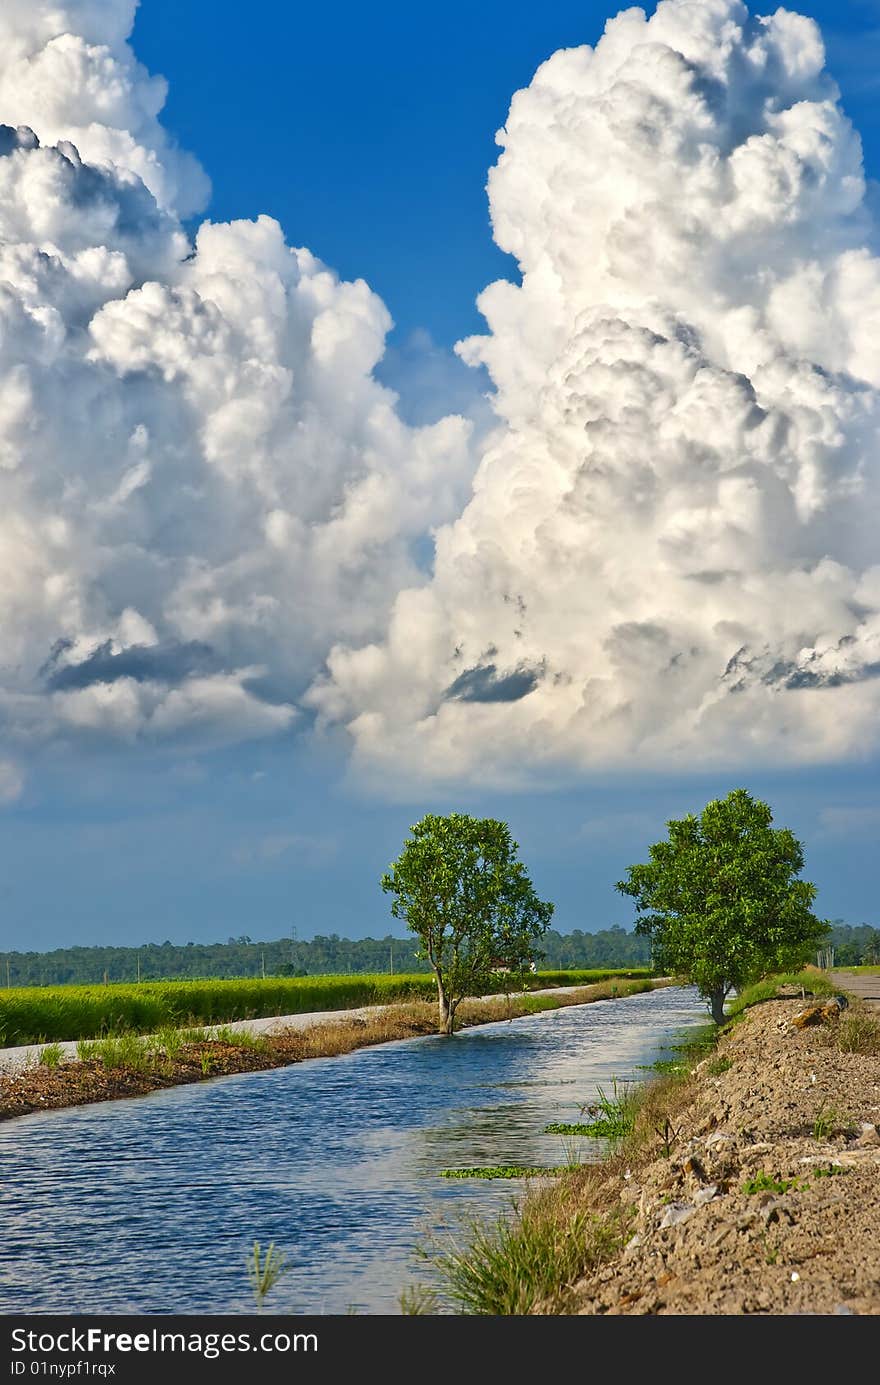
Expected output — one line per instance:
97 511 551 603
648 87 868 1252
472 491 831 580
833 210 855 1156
438 982 455 1035
708 987 727 1025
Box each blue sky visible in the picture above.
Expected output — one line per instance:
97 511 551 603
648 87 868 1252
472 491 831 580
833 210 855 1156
0 0 879 951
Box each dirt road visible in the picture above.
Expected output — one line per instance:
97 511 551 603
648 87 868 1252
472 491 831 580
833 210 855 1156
834 969 880 1010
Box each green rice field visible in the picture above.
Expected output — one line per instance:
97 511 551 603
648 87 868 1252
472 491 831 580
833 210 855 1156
0 969 651 1046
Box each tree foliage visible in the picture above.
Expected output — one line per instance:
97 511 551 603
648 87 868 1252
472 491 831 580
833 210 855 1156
381 812 554 1034
615 788 829 1024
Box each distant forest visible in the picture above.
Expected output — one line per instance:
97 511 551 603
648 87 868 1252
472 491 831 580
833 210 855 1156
1 921 877 987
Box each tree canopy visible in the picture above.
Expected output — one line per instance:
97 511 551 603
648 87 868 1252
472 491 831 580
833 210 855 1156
381 812 554 1034
615 788 829 1024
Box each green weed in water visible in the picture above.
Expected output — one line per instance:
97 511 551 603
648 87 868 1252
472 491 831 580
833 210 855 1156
578 1079 638 1142
440 1166 567 1180
247 1240 288 1313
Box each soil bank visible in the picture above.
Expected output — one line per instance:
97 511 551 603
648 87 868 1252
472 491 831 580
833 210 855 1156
560 981 880 1316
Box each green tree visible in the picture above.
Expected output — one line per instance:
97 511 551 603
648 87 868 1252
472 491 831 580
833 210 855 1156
615 788 829 1025
381 812 554 1034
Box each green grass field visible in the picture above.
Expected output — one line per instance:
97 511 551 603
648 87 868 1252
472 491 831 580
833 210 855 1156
0 968 651 1046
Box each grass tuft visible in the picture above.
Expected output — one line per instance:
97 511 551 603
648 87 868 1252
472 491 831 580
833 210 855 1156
431 1194 628 1315
578 1079 639 1142
833 1007 880 1056
247 1240 288 1313
74 1033 153 1071
811 1104 855 1140
213 1027 270 1052
399 1284 442 1315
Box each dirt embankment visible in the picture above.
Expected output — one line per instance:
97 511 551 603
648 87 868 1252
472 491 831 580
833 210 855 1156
566 992 880 1315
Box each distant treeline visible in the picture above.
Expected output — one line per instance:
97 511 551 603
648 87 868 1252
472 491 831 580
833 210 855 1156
822 922 880 966
3 926 652 987
1 920 875 988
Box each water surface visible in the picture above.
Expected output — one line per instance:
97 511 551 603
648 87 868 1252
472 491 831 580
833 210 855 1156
0 985 706 1314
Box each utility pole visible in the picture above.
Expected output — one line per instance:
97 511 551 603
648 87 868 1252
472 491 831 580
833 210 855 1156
136 953 141 983
261 950 266 980
389 939 394 976
5 958 9 989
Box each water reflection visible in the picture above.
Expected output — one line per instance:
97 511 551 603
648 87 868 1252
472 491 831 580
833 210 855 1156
0 986 705 1314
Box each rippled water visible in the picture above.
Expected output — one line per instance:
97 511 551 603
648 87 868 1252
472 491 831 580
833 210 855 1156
0 986 706 1315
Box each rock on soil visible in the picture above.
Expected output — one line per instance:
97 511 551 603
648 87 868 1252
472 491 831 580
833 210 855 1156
569 996 880 1315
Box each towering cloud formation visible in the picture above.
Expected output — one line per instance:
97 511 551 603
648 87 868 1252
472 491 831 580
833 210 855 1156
2 0 879 795
0 1 473 764
311 0 880 784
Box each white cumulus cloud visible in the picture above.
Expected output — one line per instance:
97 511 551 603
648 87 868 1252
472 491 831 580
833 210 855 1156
310 0 880 786
0 1 474 757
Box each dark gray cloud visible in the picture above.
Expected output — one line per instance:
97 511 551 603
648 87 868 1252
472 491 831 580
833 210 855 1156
38 637 75 680
444 661 542 704
45 640 219 692
765 660 880 691
686 569 742 585
0 124 38 157
722 642 880 693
